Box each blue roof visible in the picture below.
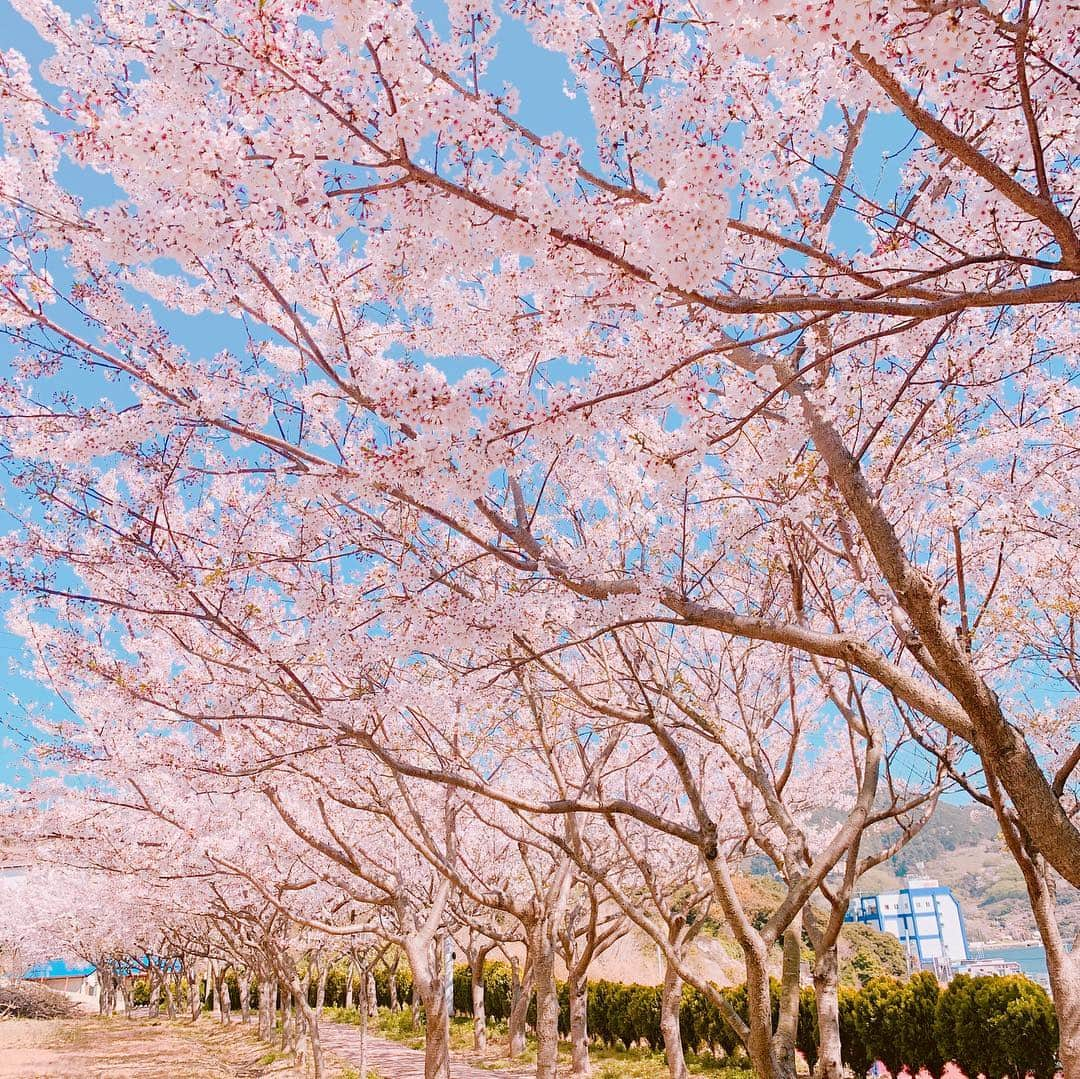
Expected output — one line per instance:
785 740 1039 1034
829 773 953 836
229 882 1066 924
22 958 96 980
112 956 181 977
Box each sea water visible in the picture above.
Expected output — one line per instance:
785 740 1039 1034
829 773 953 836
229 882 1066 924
969 943 1049 986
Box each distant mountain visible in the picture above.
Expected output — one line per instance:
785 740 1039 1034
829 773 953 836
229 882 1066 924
856 801 1079 943
590 800 1077 990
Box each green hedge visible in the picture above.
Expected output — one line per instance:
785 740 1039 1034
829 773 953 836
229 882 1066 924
935 974 1057 1079
429 961 1057 1077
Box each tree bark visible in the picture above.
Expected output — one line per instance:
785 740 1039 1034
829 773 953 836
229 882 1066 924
530 922 560 1079
746 952 794 1079
812 945 842 1079
288 972 323 1079
258 976 276 1040
187 967 200 1023
775 917 802 1077
344 958 354 1011
98 960 117 1017
214 965 231 1025
470 945 491 1050
388 956 400 1011
411 979 422 1028
567 963 591 1077
660 960 689 1079
358 977 369 1079
507 953 533 1059
148 967 162 1018
280 983 292 1050
315 961 328 1017
404 934 451 1079
1049 946 1080 1079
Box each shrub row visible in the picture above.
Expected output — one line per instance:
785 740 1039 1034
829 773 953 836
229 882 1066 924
839 971 1058 1079
440 962 1056 1079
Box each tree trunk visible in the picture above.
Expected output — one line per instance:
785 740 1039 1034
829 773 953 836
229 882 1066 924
389 962 399 1011
423 990 451 1079
660 961 689 1079
289 973 323 1079
507 954 532 1058
98 961 115 1017
366 971 377 1015
775 918 802 1077
471 946 491 1050
280 983 292 1051
531 922 560 1079
1024 859 1080 1079
358 979 369 1079
215 967 231 1025
567 963 591 1077
316 962 328 1017
239 971 252 1024
186 968 199 1022
1051 948 1080 1079
812 945 843 1079
258 977 276 1041
344 959 354 1011
404 935 451 1079
746 953 793 1079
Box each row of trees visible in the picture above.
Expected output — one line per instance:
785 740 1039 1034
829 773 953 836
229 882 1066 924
0 0 1076 1076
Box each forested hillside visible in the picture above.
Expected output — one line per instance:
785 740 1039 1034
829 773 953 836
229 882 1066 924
858 803 1079 942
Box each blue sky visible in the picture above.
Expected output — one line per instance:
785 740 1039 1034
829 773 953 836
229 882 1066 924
0 0 920 787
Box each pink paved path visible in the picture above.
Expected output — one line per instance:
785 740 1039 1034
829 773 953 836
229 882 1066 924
321 1023 535 1079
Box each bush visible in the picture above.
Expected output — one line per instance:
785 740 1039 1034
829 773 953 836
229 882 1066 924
381 959 1058 1078
901 971 943 1075
935 974 1057 1079
838 985 872 1077
373 964 412 1009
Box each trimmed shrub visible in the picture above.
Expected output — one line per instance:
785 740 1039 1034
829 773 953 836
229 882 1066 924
373 963 412 1009
935 974 1057 1079
838 985 873 1078
379 958 1058 1079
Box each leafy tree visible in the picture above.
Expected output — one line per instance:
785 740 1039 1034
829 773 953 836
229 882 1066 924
839 924 908 987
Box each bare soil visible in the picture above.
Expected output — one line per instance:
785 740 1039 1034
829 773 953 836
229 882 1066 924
0 1015 303 1078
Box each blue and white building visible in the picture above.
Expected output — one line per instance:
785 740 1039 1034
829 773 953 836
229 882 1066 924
846 878 969 968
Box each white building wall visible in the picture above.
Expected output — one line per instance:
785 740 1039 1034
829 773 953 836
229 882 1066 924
847 880 968 965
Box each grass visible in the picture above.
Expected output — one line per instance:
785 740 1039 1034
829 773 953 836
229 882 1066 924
257 1047 293 1066
335 1067 381 1079
326 1006 756 1078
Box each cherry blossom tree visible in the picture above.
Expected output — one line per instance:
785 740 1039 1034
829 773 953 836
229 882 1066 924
1 0 1078 1074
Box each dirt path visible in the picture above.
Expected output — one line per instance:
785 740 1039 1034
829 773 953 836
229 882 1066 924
0 1015 301 1078
321 1023 535 1078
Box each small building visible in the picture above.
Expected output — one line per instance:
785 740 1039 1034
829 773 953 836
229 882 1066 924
22 958 99 998
956 957 1022 978
846 878 969 968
